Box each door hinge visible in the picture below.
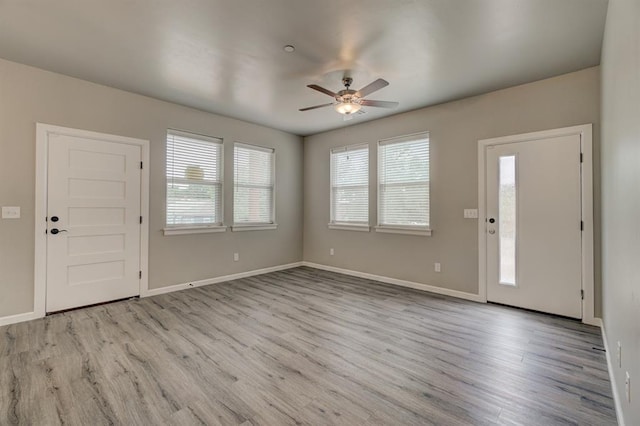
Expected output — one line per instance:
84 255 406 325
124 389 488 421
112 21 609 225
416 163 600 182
139 270 142 279
140 161 143 169
140 216 143 224
581 220 584 231
580 153 583 163
581 289 584 300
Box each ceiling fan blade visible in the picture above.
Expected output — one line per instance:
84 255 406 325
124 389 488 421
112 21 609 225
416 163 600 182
355 78 389 98
307 84 337 97
359 99 399 108
299 103 334 111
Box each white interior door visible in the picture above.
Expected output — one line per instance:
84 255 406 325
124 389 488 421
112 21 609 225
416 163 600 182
486 134 582 318
46 133 142 312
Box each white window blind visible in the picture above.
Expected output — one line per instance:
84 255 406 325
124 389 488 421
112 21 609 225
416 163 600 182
330 145 369 225
166 130 223 227
234 143 275 224
378 133 430 228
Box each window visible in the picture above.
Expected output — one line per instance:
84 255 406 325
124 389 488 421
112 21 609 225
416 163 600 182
165 130 224 235
377 132 430 235
233 143 276 229
329 144 369 230
499 155 517 285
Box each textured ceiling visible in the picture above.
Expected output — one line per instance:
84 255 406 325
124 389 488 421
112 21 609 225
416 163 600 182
0 0 608 135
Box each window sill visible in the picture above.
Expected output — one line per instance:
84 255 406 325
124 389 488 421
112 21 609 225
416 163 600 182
328 223 371 232
375 226 432 236
232 224 278 232
163 226 227 236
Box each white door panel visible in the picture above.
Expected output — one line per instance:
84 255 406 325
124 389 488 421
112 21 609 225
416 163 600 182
46 133 141 312
486 134 582 318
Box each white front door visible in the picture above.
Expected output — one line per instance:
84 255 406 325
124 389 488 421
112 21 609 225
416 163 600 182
46 132 142 312
485 134 582 318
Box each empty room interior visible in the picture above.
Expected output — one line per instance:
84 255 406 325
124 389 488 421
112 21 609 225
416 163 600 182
0 0 638 425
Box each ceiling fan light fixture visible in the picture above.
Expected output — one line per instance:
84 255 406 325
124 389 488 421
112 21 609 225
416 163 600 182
300 77 395 115
334 102 361 115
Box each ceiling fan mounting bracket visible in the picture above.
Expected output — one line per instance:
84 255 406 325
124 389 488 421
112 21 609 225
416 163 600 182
342 77 353 89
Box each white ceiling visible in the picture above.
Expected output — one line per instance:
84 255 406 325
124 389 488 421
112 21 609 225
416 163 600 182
0 0 608 136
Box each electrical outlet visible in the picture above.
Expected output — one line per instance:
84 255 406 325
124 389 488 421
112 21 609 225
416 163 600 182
625 372 631 403
233 253 239 262
434 262 441 272
617 341 622 368
330 248 334 256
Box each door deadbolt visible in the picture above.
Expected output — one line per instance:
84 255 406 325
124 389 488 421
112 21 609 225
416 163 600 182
51 216 59 222
489 218 495 224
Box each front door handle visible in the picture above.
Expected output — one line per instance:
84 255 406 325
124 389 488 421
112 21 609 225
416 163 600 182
488 229 496 234
50 228 68 235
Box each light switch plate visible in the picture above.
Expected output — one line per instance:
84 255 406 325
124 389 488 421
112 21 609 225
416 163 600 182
1 206 20 219
464 209 478 219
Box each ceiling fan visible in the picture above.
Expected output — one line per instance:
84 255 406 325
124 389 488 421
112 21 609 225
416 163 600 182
299 77 399 118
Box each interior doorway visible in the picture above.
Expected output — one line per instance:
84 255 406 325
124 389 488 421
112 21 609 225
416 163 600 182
35 124 149 314
478 124 595 323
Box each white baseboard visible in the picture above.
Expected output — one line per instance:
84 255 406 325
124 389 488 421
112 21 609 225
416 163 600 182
302 262 484 303
601 322 625 426
141 261 304 297
584 317 603 327
0 311 42 327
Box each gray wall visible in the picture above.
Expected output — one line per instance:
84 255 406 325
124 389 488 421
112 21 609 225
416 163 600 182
0 58 303 318
0 58 604 325
304 67 601 313
600 0 640 423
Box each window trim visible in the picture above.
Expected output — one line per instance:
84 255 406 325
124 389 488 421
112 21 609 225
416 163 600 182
374 225 432 236
164 129 224 234
163 225 227 236
328 223 371 232
233 142 276 228
329 143 370 230
377 131 431 235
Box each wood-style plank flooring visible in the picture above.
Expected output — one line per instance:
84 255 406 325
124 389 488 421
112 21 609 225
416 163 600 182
0 267 616 425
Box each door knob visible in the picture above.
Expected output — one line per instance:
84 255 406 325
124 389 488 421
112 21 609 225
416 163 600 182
488 229 496 234
50 228 68 235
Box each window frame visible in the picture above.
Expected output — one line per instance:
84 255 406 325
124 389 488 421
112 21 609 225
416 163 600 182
232 142 277 231
328 143 371 232
163 129 226 236
376 131 431 236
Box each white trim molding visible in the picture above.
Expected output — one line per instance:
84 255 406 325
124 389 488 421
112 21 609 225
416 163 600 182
374 226 432 236
328 223 371 232
477 124 596 325
600 322 626 426
231 224 278 232
163 226 227 236
302 262 484 302
35 123 150 317
141 262 303 297
0 311 41 327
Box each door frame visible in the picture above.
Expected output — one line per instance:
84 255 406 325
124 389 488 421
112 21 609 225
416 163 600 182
34 123 150 317
477 124 596 325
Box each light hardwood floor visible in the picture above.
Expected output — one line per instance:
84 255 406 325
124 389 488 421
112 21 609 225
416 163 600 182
0 267 616 425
